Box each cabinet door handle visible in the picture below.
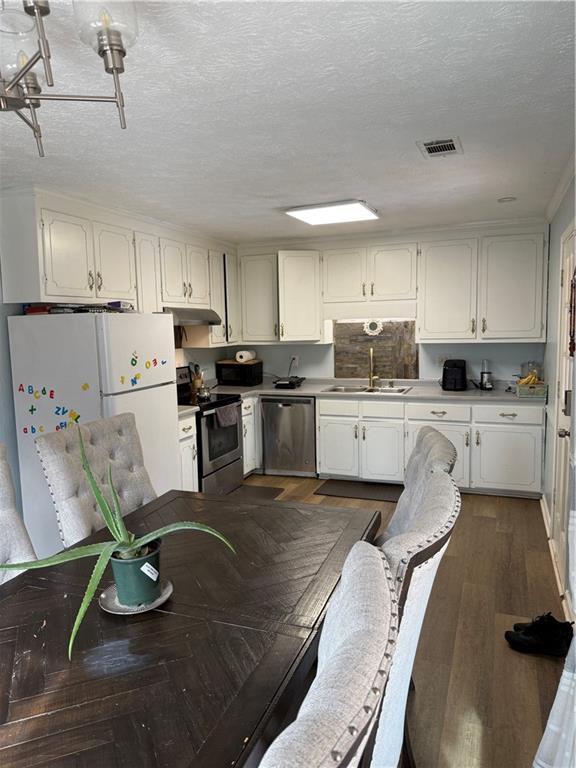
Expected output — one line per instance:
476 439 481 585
499 412 518 418
188 282 193 296
183 282 187 297
471 318 476 334
182 425 193 433
430 410 447 416
354 424 359 439
370 282 375 296
243 423 247 438
88 270 95 290
280 323 285 338
362 282 366 296
362 425 366 441
481 318 487 333
96 271 103 291
228 325 232 337
274 323 278 337
476 430 480 446
192 445 197 459
465 431 470 447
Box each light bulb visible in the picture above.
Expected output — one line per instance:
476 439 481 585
73 1 138 54
0 10 36 82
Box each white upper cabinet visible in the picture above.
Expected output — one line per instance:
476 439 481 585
417 239 478 341
134 231 161 313
186 245 210 307
322 248 367 303
42 209 95 299
225 252 241 343
478 234 545 340
93 221 136 301
160 237 187 304
368 243 417 301
278 250 321 342
240 254 279 342
209 250 227 344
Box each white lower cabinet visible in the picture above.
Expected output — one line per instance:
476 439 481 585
242 397 259 475
179 416 199 492
407 422 471 488
318 417 360 477
360 420 405 482
470 424 542 493
317 400 404 482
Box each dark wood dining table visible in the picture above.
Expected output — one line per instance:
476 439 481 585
0 490 380 768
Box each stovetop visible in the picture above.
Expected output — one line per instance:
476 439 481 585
179 392 241 412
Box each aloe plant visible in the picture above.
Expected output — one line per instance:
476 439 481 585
0 428 235 659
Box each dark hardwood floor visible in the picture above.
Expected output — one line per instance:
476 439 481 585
243 475 565 768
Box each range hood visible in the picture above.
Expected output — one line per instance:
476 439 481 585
163 307 222 326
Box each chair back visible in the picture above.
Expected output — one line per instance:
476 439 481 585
35 413 156 547
259 541 399 768
368 472 461 768
0 444 36 584
382 426 457 542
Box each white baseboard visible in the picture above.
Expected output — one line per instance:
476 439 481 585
540 495 552 537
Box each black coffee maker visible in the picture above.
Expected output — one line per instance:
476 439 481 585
442 359 467 391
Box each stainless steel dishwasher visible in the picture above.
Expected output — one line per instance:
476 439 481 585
261 396 316 476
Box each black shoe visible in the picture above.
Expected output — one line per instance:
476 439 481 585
505 627 572 657
513 612 574 638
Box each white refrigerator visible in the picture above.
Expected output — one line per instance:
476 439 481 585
9 313 180 557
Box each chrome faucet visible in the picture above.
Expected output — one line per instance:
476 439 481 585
368 347 379 388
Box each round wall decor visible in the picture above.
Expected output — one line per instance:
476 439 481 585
363 320 384 336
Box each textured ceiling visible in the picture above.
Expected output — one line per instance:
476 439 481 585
0 1 574 242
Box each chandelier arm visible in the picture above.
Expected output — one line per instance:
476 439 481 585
32 5 53 86
5 49 42 92
27 102 44 156
26 93 118 103
111 68 126 128
14 108 35 131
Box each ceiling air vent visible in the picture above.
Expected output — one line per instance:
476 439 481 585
417 137 463 158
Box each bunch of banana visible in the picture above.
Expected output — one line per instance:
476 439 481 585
518 369 540 385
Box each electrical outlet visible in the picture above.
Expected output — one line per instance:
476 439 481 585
291 355 299 369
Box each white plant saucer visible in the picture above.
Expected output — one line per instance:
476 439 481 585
98 580 173 615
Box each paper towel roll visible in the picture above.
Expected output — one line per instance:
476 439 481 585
236 350 256 363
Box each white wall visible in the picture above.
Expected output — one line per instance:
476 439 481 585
543 177 575 513
419 343 546 382
239 344 334 379
0 272 23 508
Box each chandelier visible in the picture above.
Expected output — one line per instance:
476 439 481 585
0 0 138 156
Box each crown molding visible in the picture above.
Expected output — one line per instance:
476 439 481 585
546 153 575 222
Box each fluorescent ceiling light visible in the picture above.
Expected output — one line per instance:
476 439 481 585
285 200 378 225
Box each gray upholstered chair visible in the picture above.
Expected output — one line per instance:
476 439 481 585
35 413 156 548
380 426 457 543
368 471 462 768
0 444 36 584
259 541 399 768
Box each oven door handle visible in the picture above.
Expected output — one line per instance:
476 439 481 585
202 403 241 418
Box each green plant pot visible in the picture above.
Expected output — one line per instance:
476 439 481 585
111 539 162 607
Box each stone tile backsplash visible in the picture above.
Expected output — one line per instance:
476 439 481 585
334 321 419 379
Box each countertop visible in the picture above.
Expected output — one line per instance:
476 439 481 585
210 379 547 406
178 405 200 419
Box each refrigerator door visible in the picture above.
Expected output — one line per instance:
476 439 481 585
8 315 103 556
102 382 180 495
96 313 176 395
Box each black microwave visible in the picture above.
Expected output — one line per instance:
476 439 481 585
216 359 263 387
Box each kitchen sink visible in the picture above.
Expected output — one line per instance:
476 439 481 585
321 385 412 394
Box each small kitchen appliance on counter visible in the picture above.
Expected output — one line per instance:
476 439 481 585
480 359 494 391
274 376 306 389
216 359 263 387
441 359 468 391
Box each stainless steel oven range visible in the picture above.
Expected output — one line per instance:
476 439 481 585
196 394 243 494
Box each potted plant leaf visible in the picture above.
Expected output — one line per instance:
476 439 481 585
0 429 235 659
